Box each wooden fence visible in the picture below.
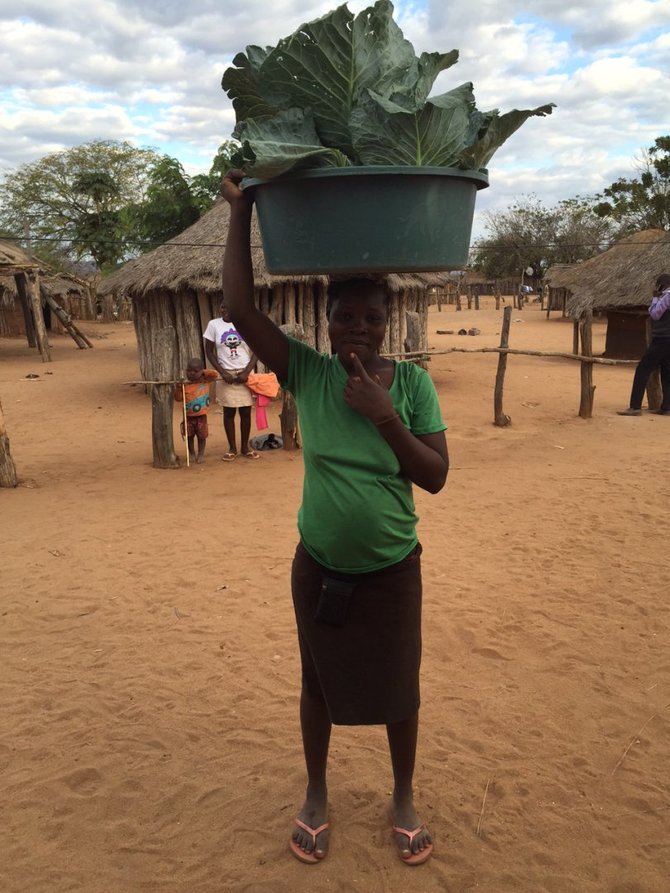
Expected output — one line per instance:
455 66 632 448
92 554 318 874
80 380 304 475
393 306 655 423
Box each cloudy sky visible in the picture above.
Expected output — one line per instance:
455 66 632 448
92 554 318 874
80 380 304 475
1 0 669 238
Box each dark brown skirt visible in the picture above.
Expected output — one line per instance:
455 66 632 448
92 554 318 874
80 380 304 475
291 542 423 725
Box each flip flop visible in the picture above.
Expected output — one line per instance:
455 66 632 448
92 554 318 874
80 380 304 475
221 452 237 461
289 818 329 864
392 823 433 866
242 450 260 459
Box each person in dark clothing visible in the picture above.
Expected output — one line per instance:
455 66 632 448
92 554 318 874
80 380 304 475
618 273 670 416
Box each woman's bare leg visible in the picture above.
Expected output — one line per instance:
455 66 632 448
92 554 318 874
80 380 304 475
386 712 432 856
292 685 332 857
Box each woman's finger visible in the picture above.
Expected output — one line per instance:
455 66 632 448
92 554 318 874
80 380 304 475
350 353 371 380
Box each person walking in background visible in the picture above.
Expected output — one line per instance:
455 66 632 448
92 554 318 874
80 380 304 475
220 170 449 867
174 358 218 464
204 299 261 459
618 273 670 416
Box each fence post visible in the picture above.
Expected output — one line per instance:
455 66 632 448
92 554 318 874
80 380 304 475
494 306 512 427
578 311 595 419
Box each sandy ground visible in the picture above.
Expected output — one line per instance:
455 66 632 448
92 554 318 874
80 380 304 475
1 300 669 893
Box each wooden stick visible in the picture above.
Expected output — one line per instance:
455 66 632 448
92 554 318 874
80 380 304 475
476 778 491 836
382 347 638 365
123 379 190 385
611 703 670 776
182 388 189 468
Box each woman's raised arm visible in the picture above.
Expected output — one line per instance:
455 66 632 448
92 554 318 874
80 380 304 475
221 171 289 380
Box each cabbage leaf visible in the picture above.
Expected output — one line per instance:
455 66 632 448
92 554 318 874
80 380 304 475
221 0 555 178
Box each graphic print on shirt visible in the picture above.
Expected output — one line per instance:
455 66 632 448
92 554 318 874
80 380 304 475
221 327 241 359
186 392 209 414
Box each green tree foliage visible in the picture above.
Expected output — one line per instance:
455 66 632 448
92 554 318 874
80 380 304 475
0 140 160 270
123 143 240 254
470 195 616 279
594 136 670 232
126 156 200 250
190 141 239 214
71 170 125 269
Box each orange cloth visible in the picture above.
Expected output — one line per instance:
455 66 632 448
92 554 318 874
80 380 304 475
246 372 280 398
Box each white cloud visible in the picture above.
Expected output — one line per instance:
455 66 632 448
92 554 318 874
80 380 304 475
0 0 668 236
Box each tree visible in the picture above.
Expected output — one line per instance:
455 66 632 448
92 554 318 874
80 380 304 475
126 156 200 250
190 141 239 214
70 170 125 269
470 195 616 279
0 140 161 270
594 136 670 233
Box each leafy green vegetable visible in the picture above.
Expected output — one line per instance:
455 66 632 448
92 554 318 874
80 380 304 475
234 109 350 179
221 0 555 179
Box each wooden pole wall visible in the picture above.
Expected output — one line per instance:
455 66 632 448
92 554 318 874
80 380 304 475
398 290 408 355
389 294 401 355
151 326 179 468
278 323 304 449
296 282 305 328
419 290 429 356
303 283 316 348
132 299 150 385
285 283 297 328
172 290 203 374
14 274 37 347
316 282 330 354
0 395 18 487
25 271 51 362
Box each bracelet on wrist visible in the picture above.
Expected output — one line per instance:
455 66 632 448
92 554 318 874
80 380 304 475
374 413 400 427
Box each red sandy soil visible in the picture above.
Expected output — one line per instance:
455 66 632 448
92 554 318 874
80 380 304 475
1 301 669 893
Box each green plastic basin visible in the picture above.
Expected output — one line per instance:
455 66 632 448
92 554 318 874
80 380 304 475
243 165 489 275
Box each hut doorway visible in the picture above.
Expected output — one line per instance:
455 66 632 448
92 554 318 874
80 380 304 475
604 310 648 360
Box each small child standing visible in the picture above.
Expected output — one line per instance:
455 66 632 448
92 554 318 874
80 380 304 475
174 358 219 464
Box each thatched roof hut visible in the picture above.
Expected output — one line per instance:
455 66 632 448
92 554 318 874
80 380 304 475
0 239 94 342
461 271 522 296
0 239 52 358
551 230 670 315
543 263 576 291
543 263 578 314
544 230 670 358
99 198 452 382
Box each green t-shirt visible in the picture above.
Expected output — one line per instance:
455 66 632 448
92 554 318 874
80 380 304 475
283 337 446 573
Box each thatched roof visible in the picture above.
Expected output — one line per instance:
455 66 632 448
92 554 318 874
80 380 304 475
545 230 670 317
98 197 451 299
543 264 576 288
0 238 89 308
0 239 39 272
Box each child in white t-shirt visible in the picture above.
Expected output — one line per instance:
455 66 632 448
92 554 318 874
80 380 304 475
203 299 260 460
